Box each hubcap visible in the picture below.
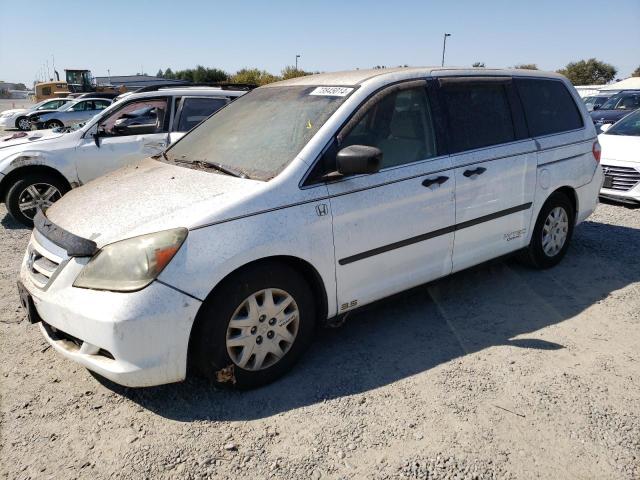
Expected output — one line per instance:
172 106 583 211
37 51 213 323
18 118 30 130
542 206 569 257
226 288 299 371
17 183 62 219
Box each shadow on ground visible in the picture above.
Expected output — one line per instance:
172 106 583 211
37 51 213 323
97 219 640 421
1 211 29 230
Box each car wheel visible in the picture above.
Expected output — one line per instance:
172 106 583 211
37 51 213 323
521 191 575 269
15 116 31 131
5 173 68 227
44 120 63 130
191 261 316 389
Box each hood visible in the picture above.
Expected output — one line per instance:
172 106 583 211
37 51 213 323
45 157 264 247
590 109 633 123
0 129 66 150
598 134 640 163
28 109 58 119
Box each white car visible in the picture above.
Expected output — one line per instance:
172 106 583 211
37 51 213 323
0 86 247 225
0 98 74 131
598 110 640 204
17 68 602 389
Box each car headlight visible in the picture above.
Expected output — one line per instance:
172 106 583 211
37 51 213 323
73 228 188 292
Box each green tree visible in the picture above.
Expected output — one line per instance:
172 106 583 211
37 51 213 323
557 58 617 85
281 66 311 80
163 68 174 79
632 66 640 77
156 69 164 78
472 62 485 68
231 68 280 86
513 63 538 70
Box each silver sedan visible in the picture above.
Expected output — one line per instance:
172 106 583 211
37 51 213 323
30 98 112 129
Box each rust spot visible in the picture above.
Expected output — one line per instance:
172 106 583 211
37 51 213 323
215 365 236 384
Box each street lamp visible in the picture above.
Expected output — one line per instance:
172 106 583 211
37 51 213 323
441 33 451 67
295 54 301 70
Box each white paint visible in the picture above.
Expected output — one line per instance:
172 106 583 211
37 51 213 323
309 86 353 97
19 68 602 387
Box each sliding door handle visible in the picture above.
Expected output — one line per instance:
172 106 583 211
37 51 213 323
463 167 487 178
422 175 449 187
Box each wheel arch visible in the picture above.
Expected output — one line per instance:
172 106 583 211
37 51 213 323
553 186 578 222
186 255 329 372
0 164 73 203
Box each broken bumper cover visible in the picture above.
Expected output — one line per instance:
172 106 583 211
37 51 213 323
20 251 202 387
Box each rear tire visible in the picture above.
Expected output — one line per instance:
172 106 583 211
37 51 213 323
5 173 68 227
190 261 316 389
44 120 63 130
521 191 575 269
15 116 30 131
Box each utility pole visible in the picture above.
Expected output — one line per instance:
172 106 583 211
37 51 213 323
441 33 451 67
295 54 301 70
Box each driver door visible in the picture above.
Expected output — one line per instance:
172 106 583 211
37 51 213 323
74 97 170 183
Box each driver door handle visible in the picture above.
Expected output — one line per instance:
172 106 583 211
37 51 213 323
463 167 487 178
422 175 449 188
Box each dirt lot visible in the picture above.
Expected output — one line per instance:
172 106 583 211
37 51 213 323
1 200 639 480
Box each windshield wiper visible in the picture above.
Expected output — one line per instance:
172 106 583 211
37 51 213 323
173 158 248 179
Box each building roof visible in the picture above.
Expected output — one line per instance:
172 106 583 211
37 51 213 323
599 77 640 91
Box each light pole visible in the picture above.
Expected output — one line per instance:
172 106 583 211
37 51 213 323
295 54 301 70
441 33 451 67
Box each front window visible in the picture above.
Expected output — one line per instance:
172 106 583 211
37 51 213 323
166 86 353 181
98 97 169 136
605 111 640 137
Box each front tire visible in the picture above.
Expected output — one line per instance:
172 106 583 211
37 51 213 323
191 261 316 389
15 116 30 131
522 191 575 269
5 173 68 227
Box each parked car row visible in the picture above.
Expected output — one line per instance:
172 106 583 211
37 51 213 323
0 86 247 225
12 68 605 390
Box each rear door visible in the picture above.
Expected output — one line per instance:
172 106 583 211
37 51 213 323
437 77 537 272
74 96 170 183
326 81 455 310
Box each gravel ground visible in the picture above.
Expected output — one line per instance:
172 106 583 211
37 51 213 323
1 201 639 480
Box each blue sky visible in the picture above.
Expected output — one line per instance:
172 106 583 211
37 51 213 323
1 0 638 85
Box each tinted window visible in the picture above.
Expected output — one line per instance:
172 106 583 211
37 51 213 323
341 87 437 168
176 97 228 132
600 92 640 110
441 83 515 152
605 110 640 137
516 78 583 136
99 98 169 136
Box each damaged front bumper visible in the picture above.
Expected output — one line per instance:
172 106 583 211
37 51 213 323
19 226 202 387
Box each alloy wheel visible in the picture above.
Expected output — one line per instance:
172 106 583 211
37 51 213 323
17 183 62 219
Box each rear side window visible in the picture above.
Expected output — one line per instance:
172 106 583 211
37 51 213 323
515 78 583 136
440 83 515 153
175 97 228 132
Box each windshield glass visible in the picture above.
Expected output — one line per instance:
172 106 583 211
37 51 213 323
166 85 353 181
606 110 640 136
600 92 640 110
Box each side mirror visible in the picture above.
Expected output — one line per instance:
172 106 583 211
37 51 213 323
94 125 106 147
599 123 612 133
592 104 601 111
335 145 382 175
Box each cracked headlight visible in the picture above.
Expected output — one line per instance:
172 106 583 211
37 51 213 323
73 228 187 292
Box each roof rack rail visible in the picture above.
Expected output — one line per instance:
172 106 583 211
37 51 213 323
131 82 258 94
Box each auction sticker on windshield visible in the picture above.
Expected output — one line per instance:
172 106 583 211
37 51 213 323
309 86 354 97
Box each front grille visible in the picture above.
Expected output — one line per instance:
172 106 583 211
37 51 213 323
602 164 640 192
27 235 66 289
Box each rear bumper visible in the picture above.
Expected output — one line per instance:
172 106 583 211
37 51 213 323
19 232 202 387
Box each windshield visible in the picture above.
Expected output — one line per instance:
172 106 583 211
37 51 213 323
600 92 640 110
166 85 354 181
605 110 640 136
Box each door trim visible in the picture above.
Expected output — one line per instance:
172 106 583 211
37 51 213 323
338 202 532 265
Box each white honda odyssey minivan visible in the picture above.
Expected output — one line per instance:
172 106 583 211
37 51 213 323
18 68 603 389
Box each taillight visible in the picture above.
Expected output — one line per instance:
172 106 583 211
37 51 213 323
592 140 601 163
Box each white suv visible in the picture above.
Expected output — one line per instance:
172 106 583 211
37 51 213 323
0 86 248 225
18 68 602 389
